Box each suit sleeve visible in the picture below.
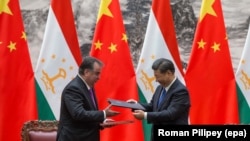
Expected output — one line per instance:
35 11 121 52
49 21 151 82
63 85 105 122
147 88 190 124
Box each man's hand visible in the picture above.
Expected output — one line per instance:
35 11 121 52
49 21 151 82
126 99 137 103
133 110 144 120
104 104 120 117
100 118 116 128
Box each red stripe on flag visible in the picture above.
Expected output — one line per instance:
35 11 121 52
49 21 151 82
51 0 82 65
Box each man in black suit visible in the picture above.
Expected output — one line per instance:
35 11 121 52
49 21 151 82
56 56 119 141
131 58 190 141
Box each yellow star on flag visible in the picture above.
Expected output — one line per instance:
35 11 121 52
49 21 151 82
97 0 113 22
199 0 216 22
225 34 228 40
140 58 145 64
211 42 220 52
122 33 128 43
197 39 206 49
151 54 155 59
21 31 27 41
108 42 117 53
0 0 13 15
241 59 245 65
7 41 16 52
94 40 103 50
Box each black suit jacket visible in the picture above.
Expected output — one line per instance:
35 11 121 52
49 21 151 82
56 75 104 141
140 78 190 141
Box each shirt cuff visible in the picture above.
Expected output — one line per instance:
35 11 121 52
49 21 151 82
103 110 106 119
144 112 147 120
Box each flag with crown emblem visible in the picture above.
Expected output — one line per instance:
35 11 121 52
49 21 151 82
90 0 144 141
35 0 82 120
0 0 38 140
235 23 250 124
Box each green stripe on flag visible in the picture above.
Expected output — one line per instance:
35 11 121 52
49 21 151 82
236 83 250 124
35 80 55 120
138 85 152 141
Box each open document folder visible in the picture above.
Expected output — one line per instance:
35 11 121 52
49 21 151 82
108 98 145 110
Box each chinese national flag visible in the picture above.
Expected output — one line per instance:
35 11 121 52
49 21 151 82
0 0 38 140
184 0 239 124
90 0 144 141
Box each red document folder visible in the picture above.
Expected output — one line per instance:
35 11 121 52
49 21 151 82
100 120 134 126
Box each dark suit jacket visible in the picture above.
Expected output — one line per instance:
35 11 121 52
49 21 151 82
140 78 190 141
56 75 104 141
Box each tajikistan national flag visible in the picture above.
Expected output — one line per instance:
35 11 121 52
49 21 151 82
235 23 250 124
35 0 82 120
136 0 185 140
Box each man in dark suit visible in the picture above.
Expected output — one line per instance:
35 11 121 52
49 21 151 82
131 58 190 141
56 56 119 141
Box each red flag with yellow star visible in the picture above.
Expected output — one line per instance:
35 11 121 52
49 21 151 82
90 0 144 141
184 0 239 124
0 0 38 140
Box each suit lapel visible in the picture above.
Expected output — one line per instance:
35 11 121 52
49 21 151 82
76 76 98 110
153 86 163 110
156 79 178 110
91 89 98 109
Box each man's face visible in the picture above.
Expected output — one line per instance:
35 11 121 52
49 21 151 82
85 62 102 87
153 69 170 87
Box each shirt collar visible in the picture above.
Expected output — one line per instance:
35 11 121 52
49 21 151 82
164 76 176 92
77 74 91 90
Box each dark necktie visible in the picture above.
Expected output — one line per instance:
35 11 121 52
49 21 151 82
158 88 167 107
89 88 96 108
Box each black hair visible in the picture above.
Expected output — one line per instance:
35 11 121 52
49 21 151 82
152 58 175 73
78 56 103 75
